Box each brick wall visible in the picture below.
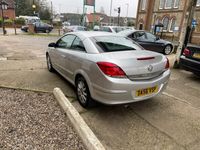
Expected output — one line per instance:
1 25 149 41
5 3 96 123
0 9 15 19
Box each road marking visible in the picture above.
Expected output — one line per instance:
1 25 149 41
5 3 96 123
162 92 200 110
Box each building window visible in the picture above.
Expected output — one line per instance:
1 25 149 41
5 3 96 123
163 17 170 31
197 0 200 7
160 0 180 9
165 0 173 9
155 18 161 25
141 0 147 10
170 18 176 31
174 0 179 8
159 0 165 9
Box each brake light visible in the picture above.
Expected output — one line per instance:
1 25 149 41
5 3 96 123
165 58 170 69
183 48 190 56
97 62 126 78
137 57 155 60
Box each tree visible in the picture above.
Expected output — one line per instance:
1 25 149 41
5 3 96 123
15 0 51 20
15 0 33 16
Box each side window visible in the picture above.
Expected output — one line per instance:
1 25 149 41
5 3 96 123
128 33 135 39
35 22 40 27
146 32 156 42
40 23 45 27
71 37 86 51
135 32 147 40
57 35 76 49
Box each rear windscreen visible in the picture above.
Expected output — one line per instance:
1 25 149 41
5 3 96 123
94 36 143 52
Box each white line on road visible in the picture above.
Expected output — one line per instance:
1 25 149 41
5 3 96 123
162 92 200 110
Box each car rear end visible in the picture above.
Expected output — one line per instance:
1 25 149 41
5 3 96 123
180 45 200 75
21 25 28 32
87 35 170 104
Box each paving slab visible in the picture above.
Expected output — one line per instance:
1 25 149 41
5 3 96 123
0 68 76 98
129 94 200 147
80 102 185 150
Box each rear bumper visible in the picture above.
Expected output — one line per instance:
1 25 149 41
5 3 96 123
180 56 200 74
91 69 170 105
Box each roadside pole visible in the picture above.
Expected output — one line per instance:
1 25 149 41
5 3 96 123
174 0 197 68
109 0 113 25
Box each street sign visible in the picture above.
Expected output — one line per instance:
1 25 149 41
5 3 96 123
192 19 197 26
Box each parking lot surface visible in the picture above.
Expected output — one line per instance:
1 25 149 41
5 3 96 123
0 35 200 150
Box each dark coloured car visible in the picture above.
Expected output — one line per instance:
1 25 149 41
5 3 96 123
21 25 29 32
118 30 173 55
21 22 53 33
180 45 200 75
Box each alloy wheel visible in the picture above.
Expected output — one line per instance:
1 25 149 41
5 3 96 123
77 80 88 104
164 45 172 55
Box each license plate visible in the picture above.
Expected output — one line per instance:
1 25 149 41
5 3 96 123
136 86 158 97
193 53 200 59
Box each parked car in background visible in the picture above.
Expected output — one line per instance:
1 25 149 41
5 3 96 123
93 25 100 31
18 16 40 24
100 26 125 33
63 25 87 33
21 22 53 33
34 22 53 33
118 30 173 55
46 31 170 108
180 44 200 75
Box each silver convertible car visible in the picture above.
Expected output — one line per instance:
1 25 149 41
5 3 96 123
46 31 170 108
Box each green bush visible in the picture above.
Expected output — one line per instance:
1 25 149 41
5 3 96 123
0 18 2 26
41 20 50 24
4 19 13 26
14 18 25 25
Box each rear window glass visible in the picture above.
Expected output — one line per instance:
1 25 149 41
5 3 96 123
94 36 142 52
100 27 112 32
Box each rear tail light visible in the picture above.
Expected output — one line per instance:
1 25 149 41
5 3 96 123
137 57 155 60
165 58 170 69
97 62 126 78
183 48 190 56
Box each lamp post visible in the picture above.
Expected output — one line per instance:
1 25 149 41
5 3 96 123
0 1 8 35
126 3 129 25
109 0 113 25
32 0 36 15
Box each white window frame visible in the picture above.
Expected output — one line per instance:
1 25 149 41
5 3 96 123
159 0 165 9
141 0 147 10
197 0 200 7
169 18 176 32
165 0 173 9
173 0 179 8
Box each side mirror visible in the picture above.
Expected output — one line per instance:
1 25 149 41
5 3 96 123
48 42 56 47
156 37 160 40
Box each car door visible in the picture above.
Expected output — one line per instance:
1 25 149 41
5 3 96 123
65 36 87 82
53 35 76 78
34 22 40 32
131 31 149 49
145 32 164 52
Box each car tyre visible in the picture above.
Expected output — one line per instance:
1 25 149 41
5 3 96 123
164 45 172 55
76 76 95 108
46 29 50 33
46 54 54 72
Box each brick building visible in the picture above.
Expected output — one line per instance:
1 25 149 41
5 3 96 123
136 0 200 44
0 0 15 19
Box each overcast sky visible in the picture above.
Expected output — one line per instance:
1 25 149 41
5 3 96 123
49 0 139 18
